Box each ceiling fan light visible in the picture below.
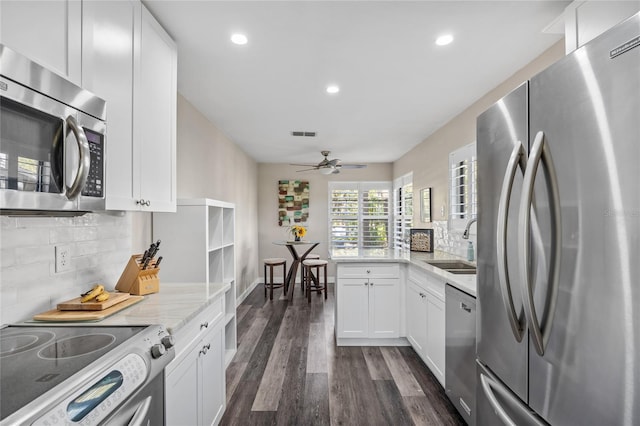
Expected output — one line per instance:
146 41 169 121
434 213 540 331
319 167 334 175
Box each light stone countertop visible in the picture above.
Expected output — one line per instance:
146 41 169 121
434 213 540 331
97 282 230 334
330 248 476 297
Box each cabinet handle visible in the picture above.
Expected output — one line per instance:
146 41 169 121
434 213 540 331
200 343 211 355
364 282 369 286
366 269 371 274
419 292 426 298
460 302 472 313
370 281 374 286
136 199 151 207
200 322 209 329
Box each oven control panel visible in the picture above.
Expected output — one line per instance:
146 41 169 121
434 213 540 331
33 353 147 426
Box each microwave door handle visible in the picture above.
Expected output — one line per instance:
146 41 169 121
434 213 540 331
65 115 90 200
518 131 562 356
496 140 527 342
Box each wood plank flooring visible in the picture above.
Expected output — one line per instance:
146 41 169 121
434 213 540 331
221 283 464 426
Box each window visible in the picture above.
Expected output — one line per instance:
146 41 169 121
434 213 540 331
329 181 391 251
393 172 413 250
449 142 477 230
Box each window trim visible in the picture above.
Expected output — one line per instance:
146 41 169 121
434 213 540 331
393 172 413 250
328 181 392 251
449 142 477 231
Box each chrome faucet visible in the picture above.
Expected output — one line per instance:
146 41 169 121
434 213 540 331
462 218 477 239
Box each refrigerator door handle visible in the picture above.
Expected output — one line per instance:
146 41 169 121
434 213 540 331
519 130 562 356
496 140 528 342
480 371 547 426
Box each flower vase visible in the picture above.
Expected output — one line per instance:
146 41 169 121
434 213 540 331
294 236 301 242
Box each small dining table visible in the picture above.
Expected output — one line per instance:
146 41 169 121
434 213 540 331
272 240 320 300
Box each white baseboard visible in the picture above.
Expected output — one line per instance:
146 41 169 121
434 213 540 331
236 277 261 306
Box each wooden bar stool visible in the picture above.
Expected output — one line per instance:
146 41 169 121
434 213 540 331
301 253 320 294
263 258 286 300
302 259 328 303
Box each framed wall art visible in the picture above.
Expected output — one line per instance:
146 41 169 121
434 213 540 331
421 187 432 223
410 228 434 252
278 180 309 226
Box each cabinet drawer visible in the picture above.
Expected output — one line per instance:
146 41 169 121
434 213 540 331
173 297 224 353
337 263 400 279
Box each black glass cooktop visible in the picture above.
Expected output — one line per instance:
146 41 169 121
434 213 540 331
0 325 146 421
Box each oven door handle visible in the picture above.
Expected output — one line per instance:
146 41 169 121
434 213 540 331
127 396 152 426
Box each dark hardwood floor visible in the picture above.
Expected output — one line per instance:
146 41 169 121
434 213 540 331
221 281 465 426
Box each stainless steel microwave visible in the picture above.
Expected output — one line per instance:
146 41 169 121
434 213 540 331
0 44 106 215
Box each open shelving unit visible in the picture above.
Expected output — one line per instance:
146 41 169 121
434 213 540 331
152 198 237 367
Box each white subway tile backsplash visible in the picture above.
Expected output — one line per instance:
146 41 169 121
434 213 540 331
1 212 132 324
432 220 477 259
1 227 50 249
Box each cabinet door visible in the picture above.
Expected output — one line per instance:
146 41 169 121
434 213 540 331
200 324 225 426
166 346 199 426
0 0 81 84
426 294 446 386
406 280 427 356
135 6 177 212
82 0 140 210
369 278 399 338
336 278 369 339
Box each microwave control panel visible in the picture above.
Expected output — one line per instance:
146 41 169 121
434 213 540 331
82 128 104 198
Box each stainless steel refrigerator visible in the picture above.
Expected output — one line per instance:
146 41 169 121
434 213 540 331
476 12 639 426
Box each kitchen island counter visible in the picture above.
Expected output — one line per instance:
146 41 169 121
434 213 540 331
330 248 476 297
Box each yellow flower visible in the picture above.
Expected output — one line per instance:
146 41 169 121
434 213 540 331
290 225 307 238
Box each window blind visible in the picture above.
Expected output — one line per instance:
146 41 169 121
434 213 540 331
329 182 391 250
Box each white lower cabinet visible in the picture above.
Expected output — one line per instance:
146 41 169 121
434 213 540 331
406 279 427 354
406 265 446 387
336 263 400 343
166 299 225 425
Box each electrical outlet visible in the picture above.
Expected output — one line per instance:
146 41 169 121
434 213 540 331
55 245 72 273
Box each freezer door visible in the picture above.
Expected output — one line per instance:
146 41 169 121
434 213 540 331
476 361 547 426
527 12 640 425
476 82 528 402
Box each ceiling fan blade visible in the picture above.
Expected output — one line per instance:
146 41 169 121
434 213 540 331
331 168 340 174
290 163 319 167
295 167 319 172
339 164 367 169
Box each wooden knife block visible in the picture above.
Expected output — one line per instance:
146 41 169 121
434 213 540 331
115 255 160 295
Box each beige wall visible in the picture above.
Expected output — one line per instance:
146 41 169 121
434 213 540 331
257 163 393 279
174 94 259 298
393 40 566 226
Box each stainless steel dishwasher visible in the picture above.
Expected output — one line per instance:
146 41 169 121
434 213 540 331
445 284 476 426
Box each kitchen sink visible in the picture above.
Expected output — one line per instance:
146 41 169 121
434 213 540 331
423 260 476 274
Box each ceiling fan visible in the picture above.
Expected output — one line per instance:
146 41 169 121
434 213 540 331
291 151 367 174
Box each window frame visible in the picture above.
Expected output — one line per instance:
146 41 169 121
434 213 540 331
449 142 477 231
393 172 413 250
328 181 392 251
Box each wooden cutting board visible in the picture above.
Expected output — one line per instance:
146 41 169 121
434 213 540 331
57 292 131 311
34 296 144 322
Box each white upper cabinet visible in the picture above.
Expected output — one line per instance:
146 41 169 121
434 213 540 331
82 0 138 210
0 0 82 85
134 6 177 212
82 1 177 212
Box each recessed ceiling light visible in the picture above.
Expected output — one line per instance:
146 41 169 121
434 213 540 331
435 34 454 46
326 85 340 94
231 33 248 45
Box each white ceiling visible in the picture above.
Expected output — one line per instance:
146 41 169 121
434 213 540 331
144 1 569 165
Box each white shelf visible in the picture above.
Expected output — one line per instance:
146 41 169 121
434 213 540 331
153 198 237 369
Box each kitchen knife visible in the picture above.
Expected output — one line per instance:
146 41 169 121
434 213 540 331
142 256 151 270
154 256 163 268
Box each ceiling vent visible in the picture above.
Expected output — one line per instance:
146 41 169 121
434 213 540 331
291 131 316 137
